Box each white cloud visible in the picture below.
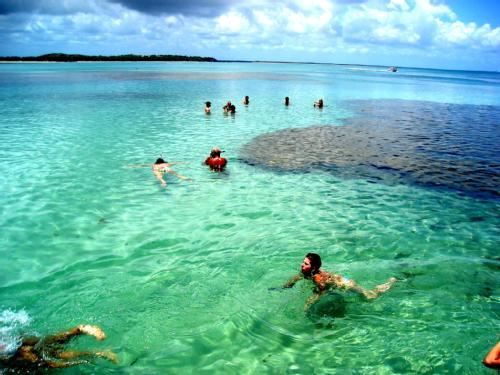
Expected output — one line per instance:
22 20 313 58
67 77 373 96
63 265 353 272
215 11 249 34
436 20 500 50
0 0 498 70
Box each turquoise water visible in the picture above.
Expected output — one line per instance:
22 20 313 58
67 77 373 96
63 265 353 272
0 62 499 374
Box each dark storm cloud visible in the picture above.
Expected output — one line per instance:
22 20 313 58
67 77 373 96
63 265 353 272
108 0 232 17
0 0 95 15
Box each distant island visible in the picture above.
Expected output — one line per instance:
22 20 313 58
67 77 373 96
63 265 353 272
0 53 217 62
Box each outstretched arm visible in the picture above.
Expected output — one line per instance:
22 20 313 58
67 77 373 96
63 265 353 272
483 340 500 369
304 290 325 311
42 325 105 346
283 274 302 288
126 163 152 168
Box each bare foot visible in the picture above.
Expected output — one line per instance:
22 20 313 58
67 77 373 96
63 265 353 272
96 350 118 364
376 277 397 293
78 325 106 340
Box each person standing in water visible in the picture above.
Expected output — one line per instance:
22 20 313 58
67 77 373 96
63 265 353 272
242 96 249 105
204 147 227 172
205 101 211 114
0 324 117 370
283 253 397 310
223 101 232 113
314 99 324 108
284 97 290 106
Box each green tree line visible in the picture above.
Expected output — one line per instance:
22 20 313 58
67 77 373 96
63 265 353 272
0 53 217 62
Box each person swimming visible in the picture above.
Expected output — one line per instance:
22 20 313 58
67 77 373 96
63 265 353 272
152 158 190 187
205 101 211 114
242 96 249 105
127 158 190 187
284 96 290 106
0 324 117 370
283 253 397 310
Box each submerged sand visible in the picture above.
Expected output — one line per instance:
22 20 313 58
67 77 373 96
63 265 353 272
240 99 499 198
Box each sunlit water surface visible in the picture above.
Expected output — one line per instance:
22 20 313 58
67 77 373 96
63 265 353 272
0 62 499 374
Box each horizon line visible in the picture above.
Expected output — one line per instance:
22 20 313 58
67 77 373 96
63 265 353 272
0 53 498 74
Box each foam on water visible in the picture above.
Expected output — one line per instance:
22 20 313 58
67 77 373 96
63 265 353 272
0 310 30 360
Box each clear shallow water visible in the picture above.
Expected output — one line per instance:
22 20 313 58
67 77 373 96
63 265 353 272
0 62 499 374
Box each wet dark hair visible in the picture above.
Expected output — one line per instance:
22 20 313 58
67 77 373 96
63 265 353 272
206 101 211 107
230 105 236 113
210 150 221 158
305 253 322 272
155 158 166 164
285 96 289 105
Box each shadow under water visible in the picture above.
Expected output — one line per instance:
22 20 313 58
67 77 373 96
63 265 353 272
240 99 500 199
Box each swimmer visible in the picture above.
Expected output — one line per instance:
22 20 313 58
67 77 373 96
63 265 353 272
223 101 232 113
242 96 249 105
204 147 227 172
229 104 236 114
205 101 211 114
483 338 500 369
128 158 190 187
314 99 324 108
283 253 397 310
0 324 117 370
284 96 290 106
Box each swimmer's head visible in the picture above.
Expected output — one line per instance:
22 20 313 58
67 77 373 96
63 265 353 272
210 147 224 158
155 158 166 164
206 101 211 107
302 253 321 276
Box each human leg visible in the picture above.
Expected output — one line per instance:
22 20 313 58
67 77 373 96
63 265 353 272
168 170 190 181
153 170 167 186
56 349 118 363
363 277 397 299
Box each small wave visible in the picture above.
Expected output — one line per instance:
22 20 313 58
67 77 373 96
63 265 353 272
0 309 31 326
346 67 387 73
0 309 31 359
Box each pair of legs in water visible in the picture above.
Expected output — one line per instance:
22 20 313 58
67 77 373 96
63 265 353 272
4 324 116 369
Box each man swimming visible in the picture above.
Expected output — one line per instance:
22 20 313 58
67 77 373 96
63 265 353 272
0 324 117 370
284 253 397 310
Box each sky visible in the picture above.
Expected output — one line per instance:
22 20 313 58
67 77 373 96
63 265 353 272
0 0 499 71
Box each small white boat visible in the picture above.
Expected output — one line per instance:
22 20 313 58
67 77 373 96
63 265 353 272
388 66 398 72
